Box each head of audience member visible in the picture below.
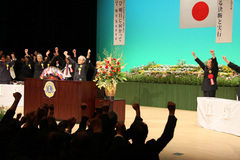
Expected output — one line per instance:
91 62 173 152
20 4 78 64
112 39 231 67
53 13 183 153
131 121 148 144
207 58 213 69
37 54 43 63
78 56 86 65
0 50 3 55
71 130 92 150
6 55 11 62
0 54 6 63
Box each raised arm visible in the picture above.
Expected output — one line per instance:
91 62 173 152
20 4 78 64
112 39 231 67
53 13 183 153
192 51 205 70
72 49 77 62
223 55 240 73
210 49 218 68
64 51 77 65
44 50 51 66
0 92 22 123
149 101 177 153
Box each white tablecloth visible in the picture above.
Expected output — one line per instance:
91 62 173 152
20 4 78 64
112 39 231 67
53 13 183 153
197 97 240 136
0 84 24 107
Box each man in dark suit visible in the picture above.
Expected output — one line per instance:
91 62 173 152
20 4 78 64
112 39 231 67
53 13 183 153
0 53 16 84
192 50 218 97
31 50 50 78
223 55 240 100
63 49 91 81
14 49 34 81
50 49 77 80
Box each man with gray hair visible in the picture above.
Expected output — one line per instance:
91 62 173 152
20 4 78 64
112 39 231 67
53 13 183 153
64 49 91 81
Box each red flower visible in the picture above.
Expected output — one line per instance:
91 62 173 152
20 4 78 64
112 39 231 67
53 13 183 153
110 73 113 76
117 67 119 70
103 71 105 74
113 70 116 73
111 66 113 69
107 61 109 64
100 66 102 68
105 65 108 69
114 58 116 61
117 62 120 65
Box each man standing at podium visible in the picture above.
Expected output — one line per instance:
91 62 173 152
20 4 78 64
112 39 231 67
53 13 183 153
64 49 91 81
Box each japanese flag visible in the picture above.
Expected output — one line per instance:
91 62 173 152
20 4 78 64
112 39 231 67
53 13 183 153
180 0 217 28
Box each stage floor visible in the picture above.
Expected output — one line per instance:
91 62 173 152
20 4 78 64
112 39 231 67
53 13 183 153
15 105 240 160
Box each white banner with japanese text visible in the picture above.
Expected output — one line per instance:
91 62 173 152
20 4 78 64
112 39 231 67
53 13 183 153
114 0 125 45
216 0 234 43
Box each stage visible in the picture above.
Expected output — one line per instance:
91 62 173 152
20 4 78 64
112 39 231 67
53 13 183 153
14 105 240 160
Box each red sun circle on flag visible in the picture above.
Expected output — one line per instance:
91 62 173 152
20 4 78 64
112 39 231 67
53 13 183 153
192 1 209 21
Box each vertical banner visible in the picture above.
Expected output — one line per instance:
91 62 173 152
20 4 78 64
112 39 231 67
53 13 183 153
216 0 234 43
114 0 125 45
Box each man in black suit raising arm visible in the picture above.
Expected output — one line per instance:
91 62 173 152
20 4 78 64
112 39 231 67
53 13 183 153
192 50 219 97
63 49 91 81
223 55 240 100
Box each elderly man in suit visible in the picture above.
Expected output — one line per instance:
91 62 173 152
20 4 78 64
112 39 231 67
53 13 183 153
63 49 91 81
191 50 219 97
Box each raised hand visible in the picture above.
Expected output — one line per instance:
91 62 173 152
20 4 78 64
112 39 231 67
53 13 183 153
63 51 68 57
191 51 197 59
132 103 140 117
46 50 50 57
210 49 215 58
132 103 140 111
167 101 176 116
81 103 88 110
87 49 91 58
222 55 230 64
25 49 29 55
13 92 22 101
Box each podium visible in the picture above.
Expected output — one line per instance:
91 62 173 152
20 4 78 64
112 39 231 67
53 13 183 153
24 78 104 120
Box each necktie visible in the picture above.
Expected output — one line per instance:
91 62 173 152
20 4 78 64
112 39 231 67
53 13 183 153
66 64 69 76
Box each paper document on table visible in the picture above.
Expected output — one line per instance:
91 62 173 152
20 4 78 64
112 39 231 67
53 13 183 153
206 100 214 115
222 103 231 119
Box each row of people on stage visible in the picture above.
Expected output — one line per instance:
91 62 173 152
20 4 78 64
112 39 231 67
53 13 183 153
0 47 96 84
191 49 240 99
1 48 240 98
0 92 177 160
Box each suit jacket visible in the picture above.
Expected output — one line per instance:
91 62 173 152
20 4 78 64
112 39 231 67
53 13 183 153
51 55 76 78
68 57 90 81
0 60 16 84
228 62 240 97
14 59 33 81
32 57 50 78
195 58 218 91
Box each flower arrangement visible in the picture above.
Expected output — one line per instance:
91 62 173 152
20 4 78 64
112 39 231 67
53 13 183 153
94 49 127 90
127 60 240 87
0 106 7 121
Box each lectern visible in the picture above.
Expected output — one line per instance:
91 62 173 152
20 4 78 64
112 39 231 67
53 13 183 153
24 78 104 120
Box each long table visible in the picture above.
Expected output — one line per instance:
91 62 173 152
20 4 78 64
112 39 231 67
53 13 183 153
197 97 240 136
0 84 24 107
